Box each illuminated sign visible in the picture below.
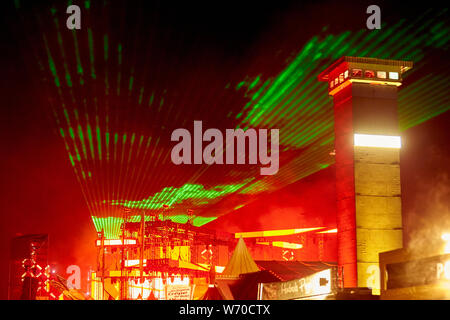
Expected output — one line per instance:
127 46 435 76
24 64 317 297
258 268 337 300
386 254 450 289
436 261 450 281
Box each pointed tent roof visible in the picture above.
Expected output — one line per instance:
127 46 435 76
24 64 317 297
222 237 260 277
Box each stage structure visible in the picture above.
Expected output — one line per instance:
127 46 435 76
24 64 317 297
318 57 413 291
92 210 232 300
8 234 51 300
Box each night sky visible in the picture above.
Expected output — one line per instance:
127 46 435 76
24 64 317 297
0 0 448 298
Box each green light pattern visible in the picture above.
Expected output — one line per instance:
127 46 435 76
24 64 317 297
15 2 449 238
233 9 449 195
399 74 450 130
92 215 217 239
110 181 250 210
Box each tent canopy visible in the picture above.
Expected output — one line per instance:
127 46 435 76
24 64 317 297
221 237 260 277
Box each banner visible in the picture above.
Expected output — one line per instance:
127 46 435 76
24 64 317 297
386 253 450 289
166 285 193 300
259 268 336 300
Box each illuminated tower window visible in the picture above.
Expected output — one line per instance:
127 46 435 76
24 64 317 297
344 70 349 78
330 81 334 88
377 71 387 79
352 69 362 77
364 70 375 78
389 72 399 80
334 78 338 86
339 73 344 83
354 133 401 149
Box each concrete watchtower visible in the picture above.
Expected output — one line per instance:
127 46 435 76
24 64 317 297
318 57 413 290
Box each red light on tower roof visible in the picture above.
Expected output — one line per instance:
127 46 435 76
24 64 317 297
317 56 413 81
318 56 413 96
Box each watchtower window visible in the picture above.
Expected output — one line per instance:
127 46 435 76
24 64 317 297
352 69 362 77
364 70 375 78
377 71 387 79
389 72 399 80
